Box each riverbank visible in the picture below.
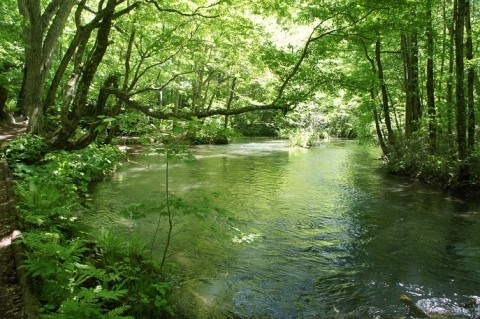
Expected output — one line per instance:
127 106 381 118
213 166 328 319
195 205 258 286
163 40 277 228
0 121 27 318
1 134 178 318
384 156 480 200
0 161 26 319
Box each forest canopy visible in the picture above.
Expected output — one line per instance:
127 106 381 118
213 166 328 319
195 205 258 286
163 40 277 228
1 0 480 185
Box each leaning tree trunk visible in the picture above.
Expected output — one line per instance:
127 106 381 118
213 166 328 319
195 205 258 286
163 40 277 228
375 35 396 148
17 0 76 134
50 0 118 149
360 39 389 155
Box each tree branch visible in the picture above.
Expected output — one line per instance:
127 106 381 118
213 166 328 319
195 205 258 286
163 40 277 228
272 25 337 106
41 0 62 29
106 88 291 120
112 1 141 19
146 0 221 18
131 71 196 95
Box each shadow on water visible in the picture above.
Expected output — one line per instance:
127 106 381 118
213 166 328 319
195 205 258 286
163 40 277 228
89 139 480 318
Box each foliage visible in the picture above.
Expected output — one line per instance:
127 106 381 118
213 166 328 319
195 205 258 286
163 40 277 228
6 0 480 315
9 145 174 318
277 93 358 146
385 133 459 187
233 110 279 137
42 145 125 192
281 128 320 148
20 229 171 319
3 135 49 165
10 144 124 208
0 0 23 93
186 117 239 145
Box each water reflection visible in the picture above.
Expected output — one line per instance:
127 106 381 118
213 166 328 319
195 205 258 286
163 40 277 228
90 140 480 318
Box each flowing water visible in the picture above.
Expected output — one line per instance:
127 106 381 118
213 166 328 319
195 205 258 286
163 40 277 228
90 139 480 318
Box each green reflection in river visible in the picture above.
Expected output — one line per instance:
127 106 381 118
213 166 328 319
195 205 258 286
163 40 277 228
89 139 480 318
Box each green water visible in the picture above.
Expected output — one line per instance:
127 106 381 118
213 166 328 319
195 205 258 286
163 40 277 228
90 139 480 318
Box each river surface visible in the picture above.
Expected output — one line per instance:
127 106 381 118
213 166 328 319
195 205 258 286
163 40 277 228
90 139 480 318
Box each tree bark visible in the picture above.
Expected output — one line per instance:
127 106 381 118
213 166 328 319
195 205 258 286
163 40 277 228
402 33 422 137
465 0 475 153
372 93 389 155
426 0 437 148
359 39 389 155
50 0 118 149
17 0 76 134
0 87 8 120
224 77 237 129
446 0 455 137
455 0 467 161
375 35 396 148
17 0 44 132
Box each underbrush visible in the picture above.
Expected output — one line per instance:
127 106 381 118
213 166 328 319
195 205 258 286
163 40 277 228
184 117 239 145
3 135 175 318
384 135 480 189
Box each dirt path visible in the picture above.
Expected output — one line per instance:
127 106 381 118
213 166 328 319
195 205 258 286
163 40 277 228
0 121 27 149
0 122 27 319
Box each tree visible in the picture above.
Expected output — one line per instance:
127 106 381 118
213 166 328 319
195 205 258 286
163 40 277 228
465 0 474 152
455 0 467 161
425 0 437 148
14 0 326 150
402 32 422 137
17 0 77 133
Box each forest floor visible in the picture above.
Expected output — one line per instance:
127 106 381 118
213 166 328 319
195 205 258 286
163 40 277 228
0 121 26 148
0 120 27 319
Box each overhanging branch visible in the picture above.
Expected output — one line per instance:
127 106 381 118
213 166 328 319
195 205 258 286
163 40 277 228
146 0 221 18
106 88 293 119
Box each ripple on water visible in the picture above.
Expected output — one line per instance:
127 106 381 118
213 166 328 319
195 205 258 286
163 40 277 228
90 140 480 318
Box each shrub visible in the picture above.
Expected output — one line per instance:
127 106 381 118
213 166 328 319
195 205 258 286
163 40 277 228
13 144 175 318
185 117 239 145
3 134 48 165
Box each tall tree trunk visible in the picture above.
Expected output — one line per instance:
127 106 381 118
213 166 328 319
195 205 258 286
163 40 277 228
0 87 8 120
446 0 455 137
455 0 467 161
371 91 389 155
360 39 389 154
18 0 44 132
50 0 117 149
375 35 396 148
224 77 237 129
174 88 181 116
426 0 437 148
104 29 136 145
465 0 475 153
402 33 422 137
17 0 76 134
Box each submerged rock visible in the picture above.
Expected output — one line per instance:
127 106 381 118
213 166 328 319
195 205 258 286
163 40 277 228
416 296 480 318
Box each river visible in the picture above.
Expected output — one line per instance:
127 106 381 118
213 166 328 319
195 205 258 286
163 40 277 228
90 139 480 318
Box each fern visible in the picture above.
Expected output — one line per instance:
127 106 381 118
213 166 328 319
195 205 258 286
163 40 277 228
105 305 133 319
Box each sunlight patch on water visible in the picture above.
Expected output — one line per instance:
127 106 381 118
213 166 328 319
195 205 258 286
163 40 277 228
90 140 480 318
